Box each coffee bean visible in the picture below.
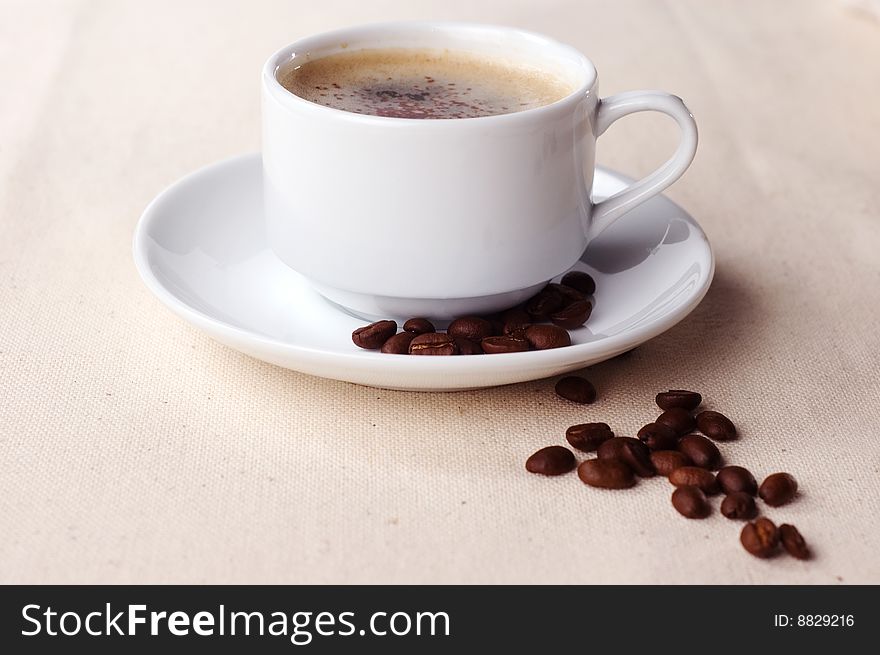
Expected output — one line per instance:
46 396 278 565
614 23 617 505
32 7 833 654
671 486 710 518
741 518 780 558
447 316 494 342
524 324 571 350
669 466 720 495
560 270 596 295
720 492 757 520
716 466 758 495
453 337 483 355
481 334 529 354
656 407 696 436
758 472 798 507
650 450 693 476
566 423 614 452
577 458 635 489
550 300 592 329
402 317 435 335
696 410 737 441
555 376 597 404
637 422 679 450
598 437 654 477
500 306 531 334
352 320 397 349
408 332 458 356
779 524 810 560
525 286 564 319
547 283 587 304
677 434 722 470
525 446 576 476
655 389 702 411
380 331 416 354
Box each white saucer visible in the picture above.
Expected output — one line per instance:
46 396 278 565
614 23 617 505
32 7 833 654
133 154 713 391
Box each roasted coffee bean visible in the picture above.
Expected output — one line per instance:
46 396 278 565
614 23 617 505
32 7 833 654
408 332 458 356
779 524 810 560
566 423 614 452
380 331 417 354
547 283 587 304
677 434 722 470
637 422 679 450
656 407 696 436
550 300 592 329
525 446 576 476
577 458 635 489
758 472 798 507
669 466 720 495
696 410 737 441
481 334 529 354
453 337 483 355
598 437 654 477
555 376 597 404
716 466 758 495
560 270 596 295
524 324 571 350
671 486 710 518
720 492 757 520
402 317 435 335
741 518 780 558
525 286 564 319
500 306 531 334
655 389 702 411
352 320 397 349
650 450 693 476
447 316 494 342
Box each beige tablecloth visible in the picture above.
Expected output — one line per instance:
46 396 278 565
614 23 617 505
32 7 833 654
2 0 879 584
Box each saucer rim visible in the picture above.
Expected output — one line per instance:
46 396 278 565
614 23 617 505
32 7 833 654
133 152 714 374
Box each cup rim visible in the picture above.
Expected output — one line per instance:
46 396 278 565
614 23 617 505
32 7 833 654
261 21 598 125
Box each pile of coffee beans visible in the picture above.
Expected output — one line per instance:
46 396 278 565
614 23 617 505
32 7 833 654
525 382 811 561
350 271 595 355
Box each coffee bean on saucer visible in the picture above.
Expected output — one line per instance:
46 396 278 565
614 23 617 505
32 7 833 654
650 450 692 476
409 332 458 356
577 458 635 489
566 423 614 452
481 334 530 354
669 466 720 495
524 324 571 350
547 283 587 304
655 389 702 411
758 472 798 506
779 524 810 560
677 434 722 470
453 337 483 355
380 331 417 354
525 286 564 319
720 492 757 520
402 317 435 335
637 422 679 451
447 316 494 342
741 518 780 558
550 300 592 329
656 407 696 436
500 306 531 334
716 466 758 495
671 486 710 518
554 376 597 404
560 270 596 295
598 437 654 477
352 320 397 349
696 410 737 441
525 446 576 476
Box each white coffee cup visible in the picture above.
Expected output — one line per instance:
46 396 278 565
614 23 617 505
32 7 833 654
262 22 697 320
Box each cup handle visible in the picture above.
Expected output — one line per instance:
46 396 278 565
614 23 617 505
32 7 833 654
590 90 698 238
